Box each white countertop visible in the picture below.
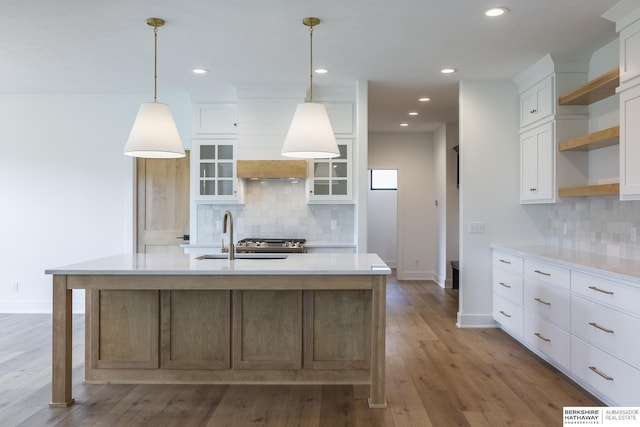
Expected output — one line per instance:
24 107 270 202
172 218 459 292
45 253 391 276
492 243 640 284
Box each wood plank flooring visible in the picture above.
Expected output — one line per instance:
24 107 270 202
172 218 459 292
0 275 601 426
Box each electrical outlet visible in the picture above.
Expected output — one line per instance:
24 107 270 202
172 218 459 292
468 222 485 234
563 221 568 235
631 227 637 242
331 220 338 231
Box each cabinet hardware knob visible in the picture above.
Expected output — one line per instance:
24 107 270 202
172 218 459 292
499 282 511 288
530 109 537 114
534 297 551 306
499 310 511 318
534 332 551 342
588 285 614 295
588 322 614 334
530 187 537 192
499 259 511 264
534 269 551 277
589 366 614 381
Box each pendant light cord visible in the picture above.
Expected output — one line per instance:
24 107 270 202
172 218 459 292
308 25 313 102
153 25 158 103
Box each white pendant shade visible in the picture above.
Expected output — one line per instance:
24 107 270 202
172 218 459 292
281 102 339 159
124 102 185 158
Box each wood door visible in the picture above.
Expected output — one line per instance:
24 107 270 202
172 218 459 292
136 153 190 253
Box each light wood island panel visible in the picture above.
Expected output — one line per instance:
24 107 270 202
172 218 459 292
48 261 389 409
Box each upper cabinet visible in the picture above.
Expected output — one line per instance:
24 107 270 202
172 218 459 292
618 12 640 200
520 76 554 129
193 103 238 135
307 139 353 203
520 122 555 203
191 139 243 203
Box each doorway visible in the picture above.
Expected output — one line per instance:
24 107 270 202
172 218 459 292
367 169 398 267
136 153 190 253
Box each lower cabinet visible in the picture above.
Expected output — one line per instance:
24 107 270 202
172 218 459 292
87 288 371 378
492 248 640 406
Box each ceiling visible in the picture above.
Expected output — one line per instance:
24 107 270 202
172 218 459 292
1 0 620 132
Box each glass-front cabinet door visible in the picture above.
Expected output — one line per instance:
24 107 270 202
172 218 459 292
307 139 353 203
192 139 242 202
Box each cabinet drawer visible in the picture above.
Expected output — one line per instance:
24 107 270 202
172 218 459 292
572 271 640 316
492 251 523 275
524 311 570 370
524 259 570 290
493 294 523 338
571 295 640 369
572 336 640 406
524 279 570 329
493 269 523 306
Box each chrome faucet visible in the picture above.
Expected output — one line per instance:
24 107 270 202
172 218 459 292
222 210 235 260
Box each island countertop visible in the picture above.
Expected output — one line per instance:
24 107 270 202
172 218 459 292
45 252 391 276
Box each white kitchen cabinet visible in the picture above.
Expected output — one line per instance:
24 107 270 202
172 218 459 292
193 103 238 135
620 84 640 200
324 103 354 135
307 139 353 203
619 18 640 90
520 76 554 129
191 139 243 203
492 251 524 337
520 122 554 203
492 246 640 406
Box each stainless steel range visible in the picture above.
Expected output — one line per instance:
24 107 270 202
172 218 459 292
235 238 306 253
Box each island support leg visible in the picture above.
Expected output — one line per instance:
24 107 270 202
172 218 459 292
368 276 387 408
50 275 75 407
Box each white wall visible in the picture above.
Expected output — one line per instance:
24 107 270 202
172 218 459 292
0 92 191 313
368 132 436 280
458 81 547 327
445 123 460 288
367 174 398 267
433 125 448 286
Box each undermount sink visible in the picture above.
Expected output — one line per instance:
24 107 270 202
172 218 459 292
196 253 289 260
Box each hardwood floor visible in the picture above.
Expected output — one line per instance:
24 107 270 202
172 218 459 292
0 275 601 426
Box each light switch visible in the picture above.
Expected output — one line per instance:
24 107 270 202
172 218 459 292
468 222 485 234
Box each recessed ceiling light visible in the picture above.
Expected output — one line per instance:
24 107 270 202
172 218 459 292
314 68 329 74
192 68 209 74
484 7 509 17
441 68 457 74
409 112 419 116
400 123 409 127
419 97 431 102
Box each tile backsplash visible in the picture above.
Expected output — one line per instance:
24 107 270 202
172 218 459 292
545 196 640 259
196 179 355 244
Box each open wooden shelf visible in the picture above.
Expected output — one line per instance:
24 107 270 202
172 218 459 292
558 125 620 151
558 183 620 198
558 67 620 105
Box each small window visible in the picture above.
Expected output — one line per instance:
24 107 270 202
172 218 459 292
370 169 397 190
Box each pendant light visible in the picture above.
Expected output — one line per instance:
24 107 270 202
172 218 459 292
124 18 185 158
281 17 339 159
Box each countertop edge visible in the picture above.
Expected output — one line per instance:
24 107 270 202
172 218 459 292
491 243 640 285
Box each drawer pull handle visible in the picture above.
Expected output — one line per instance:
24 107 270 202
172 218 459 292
499 310 512 318
499 259 512 265
589 366 614 382
534 297 551 306
534 270 551 277
588 286 614 295
499 282 512 288
534 332 551 342
588 322 614 334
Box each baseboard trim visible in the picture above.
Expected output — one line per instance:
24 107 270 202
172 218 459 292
456 312 498 329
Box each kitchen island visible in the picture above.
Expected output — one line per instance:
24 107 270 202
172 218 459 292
45 253 391 409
